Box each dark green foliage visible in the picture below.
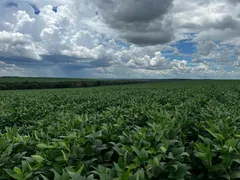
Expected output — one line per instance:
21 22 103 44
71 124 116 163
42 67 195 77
0 81 240 179
0 78 149 90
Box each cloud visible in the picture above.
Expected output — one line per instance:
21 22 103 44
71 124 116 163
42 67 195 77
173 0 240 43
0 31 46 60
28 3 40 15
2 0 63 15
227 0 240 4
193 40 236 65
5 2 18 8
94 0 174 46
196 41 218 56
210 15 239 30
0 0 240 78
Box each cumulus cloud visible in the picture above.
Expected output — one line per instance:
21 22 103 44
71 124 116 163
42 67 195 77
192 40 236 65
173 0 240 43
94 0 174 46
196 41 218 56
0 31 46 60
0 0 240 78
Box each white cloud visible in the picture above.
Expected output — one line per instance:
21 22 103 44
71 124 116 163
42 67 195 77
0 0 240 78
0 61 26 76
0 31 46 60
173 0 240 45
94 0 174 45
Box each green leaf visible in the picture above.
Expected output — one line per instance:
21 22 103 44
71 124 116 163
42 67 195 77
62 170 70 180
59 142 68 150
69 173 87 180
37 143 56 149
61 150 68 163
124 151 128 166
118 157 124 169
13 167 22 174
31 155 45 164
4 169 23 180
37 143 48 149
234 134 240 138
104 150 114 161
180 152 190 157
24 172 33 179
153 157 160 167
141 149 148 160
66 133 77 139
221 174 231 180
136 169 145 180
86 131 102 139
230 171 240 179
206 129 225 141
41 175 49 180
171 164 179 171
233 159 240 164
131 146 141 158
87 174 95 180
160 146 167 153
77 164 85 174
50 169 61 180
225 139 237 148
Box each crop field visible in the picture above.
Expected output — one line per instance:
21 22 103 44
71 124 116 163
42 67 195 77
1 81 240 179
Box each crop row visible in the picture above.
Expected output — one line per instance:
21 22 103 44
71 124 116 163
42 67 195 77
0 82 240 179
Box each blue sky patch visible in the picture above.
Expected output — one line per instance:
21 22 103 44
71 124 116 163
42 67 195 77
115 40 131 49
172 40 197 55
53 6 58 13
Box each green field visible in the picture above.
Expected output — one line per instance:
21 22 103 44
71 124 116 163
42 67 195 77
1 81 240 179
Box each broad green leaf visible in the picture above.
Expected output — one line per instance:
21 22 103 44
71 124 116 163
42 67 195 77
69 173 87 180
4 169 23 180
206 129 225 141
225 139 237 148
40 175 49 180
136 169 145 180
160 146 167 153
131 146 141 158
37 143 48 149
13 167 22 175
230 171 240 179
180 152 190 157
31 155 45 164
50 169 61 180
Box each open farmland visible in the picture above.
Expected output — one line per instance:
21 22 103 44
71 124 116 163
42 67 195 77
1 81 240 179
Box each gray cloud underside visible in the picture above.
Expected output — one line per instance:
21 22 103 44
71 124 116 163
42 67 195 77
94 0 174 46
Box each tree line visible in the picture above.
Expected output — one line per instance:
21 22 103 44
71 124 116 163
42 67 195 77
0 80 149 90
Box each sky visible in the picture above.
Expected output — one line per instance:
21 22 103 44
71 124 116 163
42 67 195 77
0 0 240 79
